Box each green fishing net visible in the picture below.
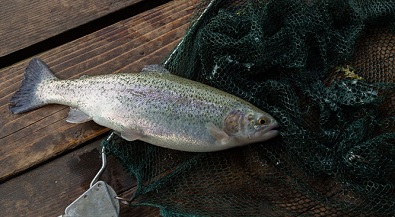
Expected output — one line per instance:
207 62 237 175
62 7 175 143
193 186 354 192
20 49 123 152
102 0 395 216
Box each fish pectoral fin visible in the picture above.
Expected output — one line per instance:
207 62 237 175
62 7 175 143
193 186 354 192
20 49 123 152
206 122 232 145
119 129 143 141
66 107 92 123
141 64 170 74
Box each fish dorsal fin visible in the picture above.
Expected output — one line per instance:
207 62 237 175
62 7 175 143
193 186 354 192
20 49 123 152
66 107 92 123
141 64 170 74
79 74 90 79
206 122 233 146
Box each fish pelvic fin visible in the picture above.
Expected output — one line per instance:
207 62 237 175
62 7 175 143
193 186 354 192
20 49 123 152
9 58 58 114
114 129 143 141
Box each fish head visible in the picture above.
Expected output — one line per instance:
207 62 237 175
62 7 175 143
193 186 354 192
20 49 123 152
223 108 279 145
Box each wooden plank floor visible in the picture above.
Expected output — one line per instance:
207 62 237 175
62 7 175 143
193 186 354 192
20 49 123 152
0 0 198 216
0 0 145 57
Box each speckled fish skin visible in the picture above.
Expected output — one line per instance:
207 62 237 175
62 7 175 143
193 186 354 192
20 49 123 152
9 58 279 152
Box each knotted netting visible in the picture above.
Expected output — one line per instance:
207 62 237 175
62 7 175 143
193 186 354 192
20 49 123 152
103 0 395 216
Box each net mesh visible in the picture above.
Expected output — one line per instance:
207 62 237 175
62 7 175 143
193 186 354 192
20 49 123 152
102 0 395 216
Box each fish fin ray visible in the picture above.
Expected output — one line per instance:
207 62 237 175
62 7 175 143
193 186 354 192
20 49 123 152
9 58 58 114
66 107 92 123
206 122 232 145
141 64 170 74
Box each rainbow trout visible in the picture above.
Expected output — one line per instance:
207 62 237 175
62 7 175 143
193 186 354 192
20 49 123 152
9 58 279 152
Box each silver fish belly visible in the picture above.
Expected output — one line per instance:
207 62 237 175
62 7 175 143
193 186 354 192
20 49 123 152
9 58 279 152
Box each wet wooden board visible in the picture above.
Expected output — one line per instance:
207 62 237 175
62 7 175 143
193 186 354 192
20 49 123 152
0 0 199 216
0 0 198 182
0 137 159 216
0 0 144 57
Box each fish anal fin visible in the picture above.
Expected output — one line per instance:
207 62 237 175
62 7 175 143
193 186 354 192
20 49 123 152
206 122 232 145
66 107 92 123
141 64 170 74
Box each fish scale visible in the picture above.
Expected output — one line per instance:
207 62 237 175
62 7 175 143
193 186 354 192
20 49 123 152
9 58 279 152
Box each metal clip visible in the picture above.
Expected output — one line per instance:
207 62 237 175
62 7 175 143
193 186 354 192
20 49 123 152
60 132 120 217
91 132 114 187
90 146 107 187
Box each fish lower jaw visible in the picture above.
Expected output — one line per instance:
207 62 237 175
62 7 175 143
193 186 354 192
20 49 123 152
262 129 279 140
249 125 279 142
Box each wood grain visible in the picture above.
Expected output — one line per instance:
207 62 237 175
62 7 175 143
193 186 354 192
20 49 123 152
0 138 159 216
0 0 198 182
0 0 145 57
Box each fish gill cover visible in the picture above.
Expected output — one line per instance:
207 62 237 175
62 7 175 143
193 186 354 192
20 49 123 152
102 0 395 216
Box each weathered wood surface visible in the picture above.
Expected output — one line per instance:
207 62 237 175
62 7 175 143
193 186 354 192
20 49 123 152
0 0 199 216
0 137 159 216
0 0 198 183
0 0 145 57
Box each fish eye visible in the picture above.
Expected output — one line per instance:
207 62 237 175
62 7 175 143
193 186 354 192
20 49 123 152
257 117 269 125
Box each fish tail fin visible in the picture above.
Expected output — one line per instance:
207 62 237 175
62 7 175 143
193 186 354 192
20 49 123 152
9 58 58 114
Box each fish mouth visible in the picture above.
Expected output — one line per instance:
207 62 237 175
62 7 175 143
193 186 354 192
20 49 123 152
257 123 279 140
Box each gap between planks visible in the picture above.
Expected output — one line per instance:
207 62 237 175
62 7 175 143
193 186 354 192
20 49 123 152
0 0 148 58
0 0 198 182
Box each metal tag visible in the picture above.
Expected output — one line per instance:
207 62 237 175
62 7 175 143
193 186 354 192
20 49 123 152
62 181 120 217
59 134 122 217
